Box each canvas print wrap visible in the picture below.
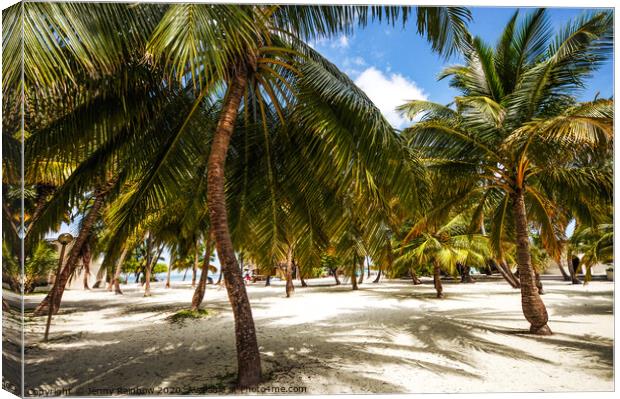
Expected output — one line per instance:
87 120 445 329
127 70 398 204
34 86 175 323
1 1 614 397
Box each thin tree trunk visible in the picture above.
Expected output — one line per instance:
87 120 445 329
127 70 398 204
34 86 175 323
285 249 295 298
216 268 223 285
33 183 111 316
556 255 571 282
373 265 382 283
295 260 307 287
351 254 359 290
512 189 551 335
491 259 520 288
333 268 341 285
410 268 422 285
81 242 91 290
144 245 163 297
358 259 364 284
367 263 371 279
433 261 443 298
207 66 261 387
192 234 213 311
183 268 188 281
113 246 129 295
166 253 174 289
192 242 199 288
265 275 271 286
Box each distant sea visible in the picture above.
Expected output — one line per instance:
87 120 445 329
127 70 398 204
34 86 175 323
124 270 222 284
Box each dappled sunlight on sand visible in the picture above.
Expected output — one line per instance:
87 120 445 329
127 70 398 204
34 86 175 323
21 278 613 394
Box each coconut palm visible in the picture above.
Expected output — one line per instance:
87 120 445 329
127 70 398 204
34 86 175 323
399 9 613 334
395 213 491 298
569 222 613 284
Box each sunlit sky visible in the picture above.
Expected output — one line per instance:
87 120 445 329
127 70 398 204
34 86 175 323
52 6 613 267
312 7 614 128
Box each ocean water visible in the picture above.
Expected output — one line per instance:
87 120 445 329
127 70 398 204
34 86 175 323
124 270 222 284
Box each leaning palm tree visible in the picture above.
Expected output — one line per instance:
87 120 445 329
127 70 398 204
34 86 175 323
399 9 613 334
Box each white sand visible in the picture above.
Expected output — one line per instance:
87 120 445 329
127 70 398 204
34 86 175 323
20 277 613 395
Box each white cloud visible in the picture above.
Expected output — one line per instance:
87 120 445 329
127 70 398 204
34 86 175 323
330 35 349 49
354 67 427 128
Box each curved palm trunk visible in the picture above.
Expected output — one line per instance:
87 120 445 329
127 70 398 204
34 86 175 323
144 246 163 297
492 259 520 288
410 269 422 285
192 235 213 311
373 265 382 283
433 262 443 298
512 189 551 335
285 249 295 298
113 246 129 295
216 269 223 285
367 264 371 279
207 68 261 387
34 185 109 316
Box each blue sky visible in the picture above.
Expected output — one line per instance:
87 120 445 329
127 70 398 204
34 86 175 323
311 7 614 128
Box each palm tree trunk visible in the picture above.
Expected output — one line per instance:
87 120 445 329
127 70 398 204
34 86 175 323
112 246 129 295
501 260 521 288
358 259 364 284
333 268 341 285
373 265 382 283
351 255 359 290
206 66 261 387
144 245 163 297
192 234 213 311
33 183 110 316
556 260 571 281
433 262 443 298
367 263 371 279
285 249 295 298
512 189 551 335
265 275 271 286
410 268 422 285
82 242 91 290
166 253 174 288
535 270 544 294
295 260 307 287
191 242 199 288
567 253 580 284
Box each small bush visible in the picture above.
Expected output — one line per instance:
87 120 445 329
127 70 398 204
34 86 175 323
166 309 210 325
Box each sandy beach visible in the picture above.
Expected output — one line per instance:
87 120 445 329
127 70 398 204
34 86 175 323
18 277 613 395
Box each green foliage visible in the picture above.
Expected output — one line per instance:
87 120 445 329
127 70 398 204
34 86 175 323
2 240 58 293
166 309 211 325
399 8 613 266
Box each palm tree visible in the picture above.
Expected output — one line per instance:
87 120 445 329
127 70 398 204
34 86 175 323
569 222 613 284
399 9 613 334
395 214 490 298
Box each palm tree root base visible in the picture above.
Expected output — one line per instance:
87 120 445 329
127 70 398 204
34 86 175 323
529 324 552 335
